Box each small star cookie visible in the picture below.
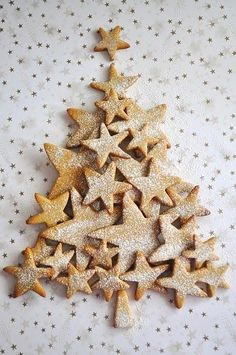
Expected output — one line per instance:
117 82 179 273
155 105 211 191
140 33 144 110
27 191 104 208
23 237 55 265
26 191 70 227
114 290 133 328
4 248 51 298
84 240 119 269
56 263 95 298
83 162 132 213
121 251 168 300
127 124 163 156
90 63 138 99
94 26 130 61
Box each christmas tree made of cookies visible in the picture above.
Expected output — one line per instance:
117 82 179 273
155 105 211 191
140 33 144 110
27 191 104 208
4 25 229 328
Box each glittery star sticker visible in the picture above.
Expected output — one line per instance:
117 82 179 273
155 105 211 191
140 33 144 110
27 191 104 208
41 243 74 279
81 123 130 168
66 108 104 147
44 143 96 198
164 185 210 223
157 258 207 308
83 162 132 213
26 191 70 227
121 251 168 300
90 63 138 99
24 237 55 264
89 194 159 272
84 240 119 269
129 160 181 208
93 265 129 301
95 89 131 124
94 26 130 61
198 262 229 297
114 290 133 328
41 188 120 268
182 235 219 268
4 248 51 298
56 263 95 298
148 215 196 263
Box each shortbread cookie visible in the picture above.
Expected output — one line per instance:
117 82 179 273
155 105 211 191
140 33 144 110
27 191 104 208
41 243 74 279
114 290 133 328
121 251 168 300
23 236 55 265
66 108 104 147
56 263 95 298
95 89 131 125
84 240 119 269
26 191 70 227
89 194 159 272
4 248 51 298
93 265 129 301
94 26 130 61
83 162 132 213
81 123 130 168
41 188 120 269
198 262 229 297
90 63 138 99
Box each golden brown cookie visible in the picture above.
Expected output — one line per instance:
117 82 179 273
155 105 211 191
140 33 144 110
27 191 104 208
198 262 229 297
84 240 119 269
23 236 55 265
114 290 133 328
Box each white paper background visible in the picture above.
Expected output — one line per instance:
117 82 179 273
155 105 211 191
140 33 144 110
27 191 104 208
0 0 235 354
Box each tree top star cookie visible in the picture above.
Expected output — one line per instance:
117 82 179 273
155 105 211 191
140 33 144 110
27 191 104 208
83 162 132 213
93 265 129 301
88 194 159 272
84 239 119 269
56 263 95 298
121 251 168 300
95 89 131 125
26 191 70 228
90 63 138 99
94 26 130 61
66 108 104 147
4 248 52 298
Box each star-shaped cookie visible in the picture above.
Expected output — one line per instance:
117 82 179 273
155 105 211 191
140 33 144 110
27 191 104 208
164 185 210 223
81 123 130 168
182 235 219 268
90 63 138 99
95 89 131 125
121 251 168 300
129 160 181 208
84 240 119 269
66 108 104 147
149 215 196 263
93 265 129 301
94 26 130 61
56 263 95 298
198 262 229 297
41 243 74 279
24 237 55 265
83 162 132 213
127 124 162 156
114 290 133 328
157 258 207 308
89 194 159 272
26 191 70 227
4 248 51 298
41 188 120 268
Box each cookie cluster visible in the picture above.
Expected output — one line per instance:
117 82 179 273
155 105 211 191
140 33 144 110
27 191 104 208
4 26 229 328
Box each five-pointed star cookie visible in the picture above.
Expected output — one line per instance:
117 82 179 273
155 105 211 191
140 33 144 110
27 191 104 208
129 160 181 208
26 191 70 227
24 237 55 265
143 140 169 168
89 194 159 272
41 243 74 279
56 263 95 298
198 262 229 297
44 143 96 198
66 108 104 147
90 63 138 98
182 235 219 268
157 258 207 308
164 185 210 223
83 162 132 213
121 251 168 300
4 248 51 298
41 188 120 269
114 290 133 328
93 265 129 301
149 215 196 263
81 123 130 168
84 240 119 269
95 89 131 124
94 26 130 61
